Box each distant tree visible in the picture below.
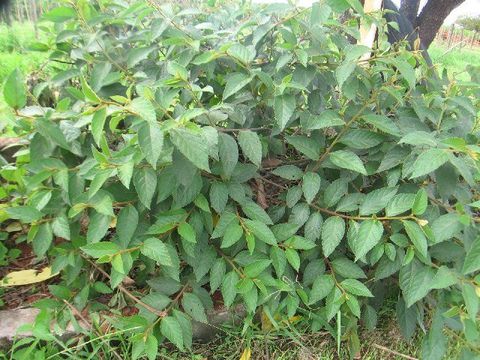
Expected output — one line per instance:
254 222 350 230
457 16 480 33
457 15 480 46
399 0 466 48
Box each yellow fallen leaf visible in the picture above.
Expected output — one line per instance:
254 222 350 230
287 315 302 324
239 347 251 360
261 310 272 331
0 267 58 287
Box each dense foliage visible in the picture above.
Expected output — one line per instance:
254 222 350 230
1 0 479 358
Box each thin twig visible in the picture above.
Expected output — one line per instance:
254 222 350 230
83 256 167 318
259 175 288 190
372 343 418 360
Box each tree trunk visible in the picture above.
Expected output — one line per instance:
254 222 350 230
447 24 455 48
472 31 478 48
416 0 465 48
400 0 421 26
23 0 31 22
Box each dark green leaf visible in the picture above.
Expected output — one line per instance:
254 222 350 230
329 150 367 175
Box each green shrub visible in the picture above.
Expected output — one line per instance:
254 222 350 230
1 0 479 358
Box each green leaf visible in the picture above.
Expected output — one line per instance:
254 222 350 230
412 188 428 215
210 259 226 293
396 298 417 340
221 271 239 307
178 222 196 244
309 275 335 304
129 97 156 123
3 68 26 109
286 135 320 160
403 220 428 259
244 219 277 245
421 312 447 360
274 94 295 130
431 213 462 244
463 237 480 275
227 44 255 64
52 214 70 240
117 205 138 248
32 223 53 257
462 283 479 320
86 212 111 243
238 130 262 167
286 187 302 208
399 260 435 307
270 246 287 277
218 133 238 177
324 179 348 208
161 316 184 351
321 216 345 257
212 211 236 238
377 146 410 172
241 200 272 225
244 260 271 278
346 296 361 318
80 76 101 103
171 128 210 172
385 193 415 216
399 131 437 147
331 257 366 279
91 108 107 146
410 149 449 178
43 6 76 22
350 220 383 260
362 114 401 137
141 238 172 266
430 266 458 289
359 187 398 215
194 194 210 213
210 182 229 214
329 150 367 175
144 335 158 360
302 172 321 204
82 242 120 258
223 73 253 100
340 129 384 149
391 58 416 89
341 279 373 297
117 164 134 190
127 46 155 68
173 310 192 350
301 110 344 130
36 118 70 151
272 165 303 180
88 169 114 199
181 293 208 323
133 168 157 209
138 122 164 169
286 235 316 250
7 206 43 223
304 212 323 242
285 248 300 271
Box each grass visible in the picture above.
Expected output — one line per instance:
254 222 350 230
0 317 466 360
0 22 50 111
0 22 49 80
429 42 480 81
